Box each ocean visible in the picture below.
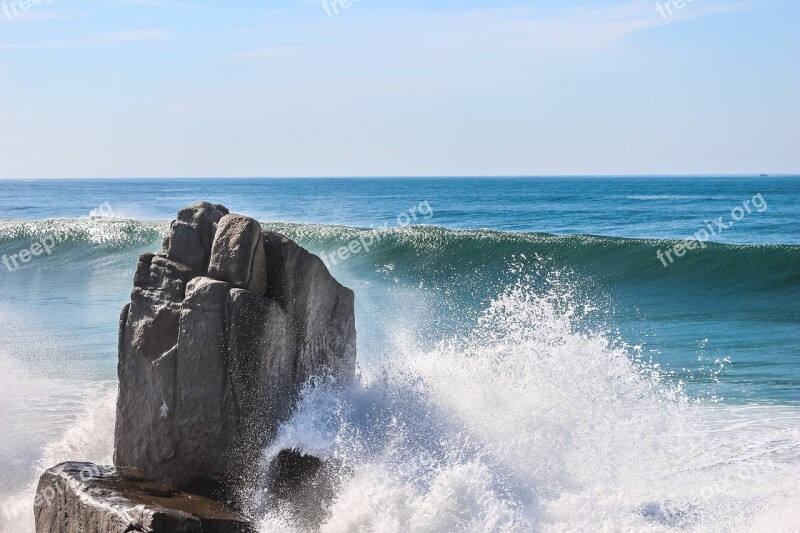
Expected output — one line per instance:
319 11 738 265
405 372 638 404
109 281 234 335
0 176 798 532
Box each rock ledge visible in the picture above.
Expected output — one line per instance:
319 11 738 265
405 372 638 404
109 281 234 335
35 462 254 533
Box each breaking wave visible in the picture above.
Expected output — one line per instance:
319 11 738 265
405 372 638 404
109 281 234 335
1 220 799 532
253 271 800 532
1 219 798 293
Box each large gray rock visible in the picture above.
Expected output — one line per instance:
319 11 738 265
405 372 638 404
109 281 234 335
114 203 356 512
34 462 253 533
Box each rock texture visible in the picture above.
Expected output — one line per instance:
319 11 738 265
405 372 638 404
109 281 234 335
34 462 253 533
208 214 268 295
164 202 229 271
114 202 356 504
34 202 357 531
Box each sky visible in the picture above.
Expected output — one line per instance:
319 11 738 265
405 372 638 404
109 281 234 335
0 0 798 178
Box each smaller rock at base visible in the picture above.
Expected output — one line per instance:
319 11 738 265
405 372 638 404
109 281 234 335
261 450 339 529
34 462 254 533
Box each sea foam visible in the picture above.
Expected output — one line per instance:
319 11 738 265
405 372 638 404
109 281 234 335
2 269 799 532
255 271 800 532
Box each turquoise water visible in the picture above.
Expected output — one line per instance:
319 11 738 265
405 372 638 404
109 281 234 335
1 177 797 402
0 177 799 531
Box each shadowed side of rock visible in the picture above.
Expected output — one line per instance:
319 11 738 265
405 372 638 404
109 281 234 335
263 231 357 385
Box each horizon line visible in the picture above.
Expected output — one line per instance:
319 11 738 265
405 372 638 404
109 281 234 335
1 173 799 181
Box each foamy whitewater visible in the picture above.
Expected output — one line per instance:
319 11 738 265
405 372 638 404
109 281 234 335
253 271 800 532
1 177 798 532
3 268 799 532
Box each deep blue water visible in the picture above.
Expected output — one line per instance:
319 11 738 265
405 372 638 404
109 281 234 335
0 176 798 405
1 177 798 243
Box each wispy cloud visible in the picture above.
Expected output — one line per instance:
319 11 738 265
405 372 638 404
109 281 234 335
222 45 315 63
419 1 749 54
0 29 167 49
225 1 748 63
0 10 90 22
531 0 749 46
100 0 212 10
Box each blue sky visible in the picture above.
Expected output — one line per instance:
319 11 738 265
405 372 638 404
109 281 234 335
0 0 797 178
